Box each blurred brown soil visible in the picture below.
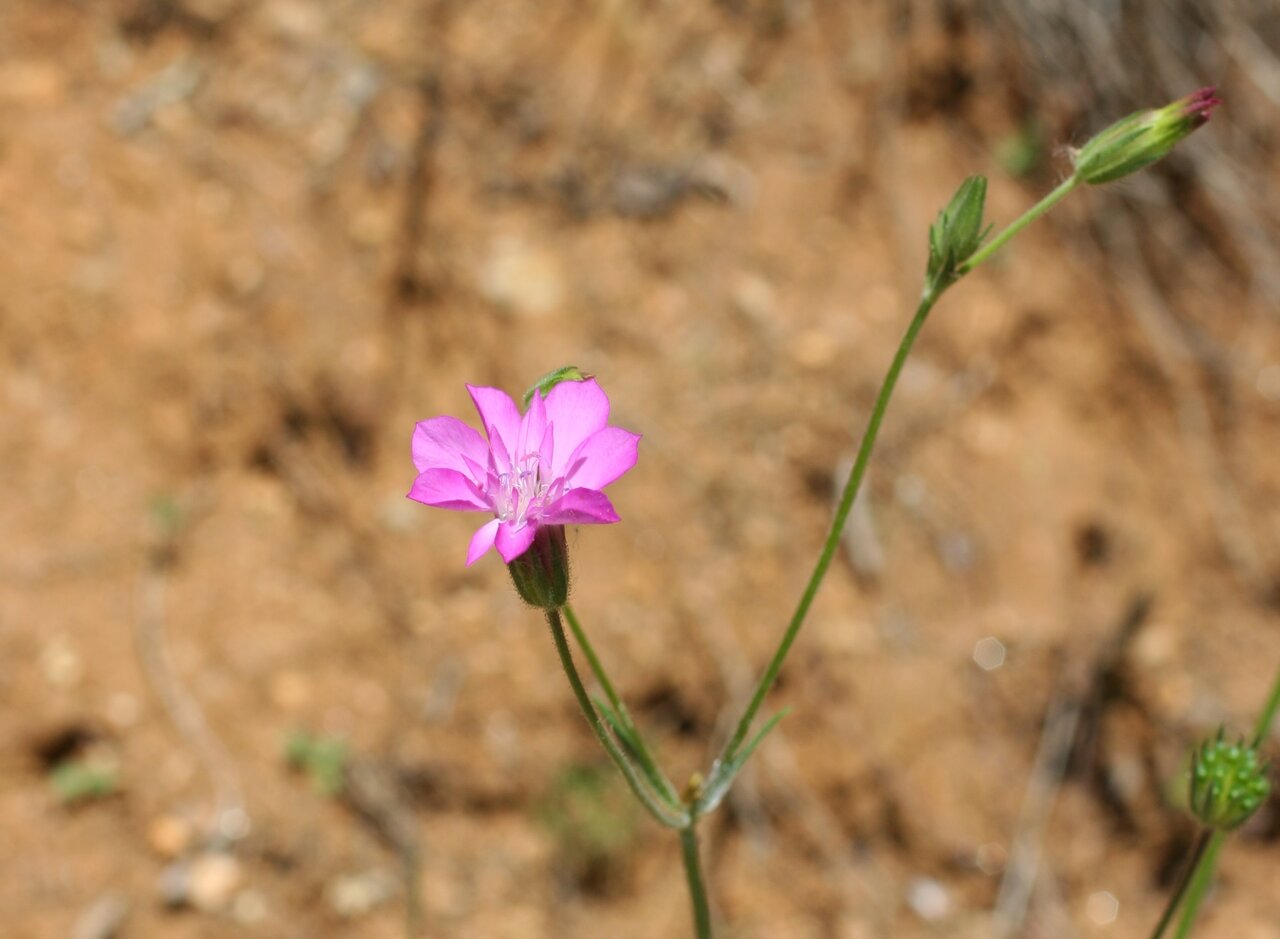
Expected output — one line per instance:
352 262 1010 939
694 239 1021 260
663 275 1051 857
1 2 1278 938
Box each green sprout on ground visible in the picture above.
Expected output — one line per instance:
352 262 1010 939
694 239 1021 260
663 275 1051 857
284 731 349 797
537 762 641 894
50 759 119 805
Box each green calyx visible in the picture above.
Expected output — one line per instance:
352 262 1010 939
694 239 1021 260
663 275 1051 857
926 175 989 292
508 525 571 610
1189 730 1270 831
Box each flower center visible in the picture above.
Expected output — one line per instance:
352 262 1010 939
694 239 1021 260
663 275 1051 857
495 452 557 526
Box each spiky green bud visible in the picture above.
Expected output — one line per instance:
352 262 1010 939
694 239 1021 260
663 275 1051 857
1189 729 1270 830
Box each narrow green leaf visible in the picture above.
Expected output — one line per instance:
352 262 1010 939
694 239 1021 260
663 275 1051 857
695 709 789 817
594 695 641 753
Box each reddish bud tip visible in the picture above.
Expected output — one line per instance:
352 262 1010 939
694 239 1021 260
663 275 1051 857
1182 86 1222 125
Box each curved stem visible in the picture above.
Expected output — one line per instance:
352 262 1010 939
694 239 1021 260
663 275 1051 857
714 173 1092 766
680 825 713 939
1148 829 1211 939
1172 829 1226 939
545 609 689 828
716 288 942 764
563 602 682 807
1250 661 1280 748
958 175 1079 274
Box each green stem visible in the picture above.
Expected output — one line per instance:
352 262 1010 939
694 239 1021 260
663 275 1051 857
958 175 1079 274
545 609 689 828
1172 829 1227 939
717 174 1087 767
563 603 626 720
680 825 713 939
1250 660 1280 748
718 287 942 764
563 602 683 807
1148 829 1211 939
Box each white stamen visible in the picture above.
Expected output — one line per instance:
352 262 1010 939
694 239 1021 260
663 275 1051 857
496 452 549 526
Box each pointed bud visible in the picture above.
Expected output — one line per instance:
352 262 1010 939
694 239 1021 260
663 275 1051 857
524 366 590 407
1072 87 1221 185
927 175 988 291
507 525 570 610
1188 731 1270 830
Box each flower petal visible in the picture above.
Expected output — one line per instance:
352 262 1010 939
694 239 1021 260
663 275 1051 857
407 468 490 511
466 518 501 566
541 488 620 525
412 416 488 480
544 379 610 478
495 521 537 561
467 385 522 469
565 428 640 491
517 388 548 460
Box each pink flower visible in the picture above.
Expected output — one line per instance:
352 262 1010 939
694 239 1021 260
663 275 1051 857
408 379 640 565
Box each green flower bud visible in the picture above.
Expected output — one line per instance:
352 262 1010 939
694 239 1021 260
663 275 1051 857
524 366 590 407
1072 87 1220 186
1189 730 1270 830
507 525 570 610
927 175 989 291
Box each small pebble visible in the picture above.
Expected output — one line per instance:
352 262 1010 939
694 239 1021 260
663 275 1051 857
270 671 311 711
906 876 952 922
40 636 83 689
105 694 142 730
158 861 190 908
260 0 326 39
148 814 194 859
164 852 241 912
1086 890 1120 925
232 889 269 925
789 328 836 368
972 637 1006 671
731 273 776 325
975 842 1006 875
1256 363 1280 402
327 870 396 918
477 236 565 318
938 531 976 573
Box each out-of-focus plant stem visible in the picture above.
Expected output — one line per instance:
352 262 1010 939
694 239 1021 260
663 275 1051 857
1148 829 1211 939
